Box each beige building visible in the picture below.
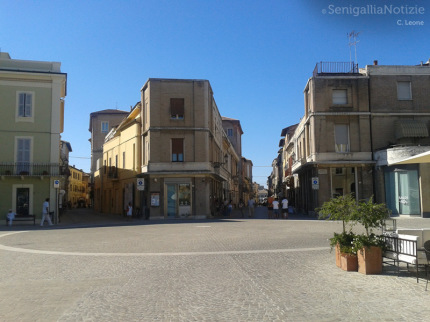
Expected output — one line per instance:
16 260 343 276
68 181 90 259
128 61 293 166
283 61 430 217
0 52 67 223
89 109 129 176
94 79 251 219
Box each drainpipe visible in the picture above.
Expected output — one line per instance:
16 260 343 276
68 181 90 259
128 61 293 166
368 73 377 201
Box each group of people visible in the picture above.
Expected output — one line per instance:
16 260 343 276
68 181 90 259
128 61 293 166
6 197 54 227
212 198 256 218
267 197 289 219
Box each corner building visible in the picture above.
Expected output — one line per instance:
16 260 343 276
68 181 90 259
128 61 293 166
140 79 227 218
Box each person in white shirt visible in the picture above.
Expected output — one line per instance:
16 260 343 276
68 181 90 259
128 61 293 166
281 198 289 219
6 209 15 227
248 199 255 218
40 198 53 226
272 198 280 219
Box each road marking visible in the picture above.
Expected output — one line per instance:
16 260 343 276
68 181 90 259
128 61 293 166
0 231 329 256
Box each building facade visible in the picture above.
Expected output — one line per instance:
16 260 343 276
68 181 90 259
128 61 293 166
94 78 251 219
0 52 67 222
68 166 90 208
282 61 430 217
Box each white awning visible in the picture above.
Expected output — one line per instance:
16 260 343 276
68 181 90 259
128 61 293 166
390 150 430 165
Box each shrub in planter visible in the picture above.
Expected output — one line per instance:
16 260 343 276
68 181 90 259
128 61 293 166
352 233 385 274
318 195 359 269
353 197 390 275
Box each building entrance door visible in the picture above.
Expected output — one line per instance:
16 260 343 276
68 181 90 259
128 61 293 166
16 188 29 215
166 182 192 218
385 168 420 215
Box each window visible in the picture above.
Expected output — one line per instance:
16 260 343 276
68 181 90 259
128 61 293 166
227 129 233 137
16 138 31 174
101 121 109 133
171 138 184 162
397 81 412 100
123 152 126 168
332 89 348 105
170 98 184 119
16 92 34 122
335 124 349 153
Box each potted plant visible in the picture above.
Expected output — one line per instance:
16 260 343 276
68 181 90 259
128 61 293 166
353 197 391 275
318 194 359 271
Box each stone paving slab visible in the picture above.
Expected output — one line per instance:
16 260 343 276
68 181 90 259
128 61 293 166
0 207 429 321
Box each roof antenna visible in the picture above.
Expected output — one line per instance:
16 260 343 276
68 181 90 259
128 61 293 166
347 31 360 66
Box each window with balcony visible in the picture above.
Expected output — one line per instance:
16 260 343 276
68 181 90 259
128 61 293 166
397 81 412 100
170 98 184 119
335 124 349 153
171 138 184 162
332 89 348 105
16 137 32 174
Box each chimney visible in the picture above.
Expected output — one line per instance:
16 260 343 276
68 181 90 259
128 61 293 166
373 60 378 65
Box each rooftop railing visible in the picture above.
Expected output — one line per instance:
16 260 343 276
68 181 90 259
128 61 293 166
313 62 359 77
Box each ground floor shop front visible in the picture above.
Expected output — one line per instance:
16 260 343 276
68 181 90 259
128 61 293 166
94 173 236 219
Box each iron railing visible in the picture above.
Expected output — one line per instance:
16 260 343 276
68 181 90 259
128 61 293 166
313 62 359 77
0 163 62 176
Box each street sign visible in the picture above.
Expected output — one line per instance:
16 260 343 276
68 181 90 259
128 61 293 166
137 178 145 191
54 180 60 188
312 177 319 190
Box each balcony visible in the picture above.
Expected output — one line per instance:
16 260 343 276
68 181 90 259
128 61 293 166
313 62 359 77
0 163 62 177
107 166 118 179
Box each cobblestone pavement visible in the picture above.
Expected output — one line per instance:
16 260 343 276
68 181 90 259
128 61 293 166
1 207 429 321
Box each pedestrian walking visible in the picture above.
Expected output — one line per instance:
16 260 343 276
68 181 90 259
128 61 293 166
248 198 255 218
281 197 289 219
272 198 280 219
40 198 53 226
238 199 245 218
6 209 15 227
227 200 233 217
267 196 274 219
126 202 133 221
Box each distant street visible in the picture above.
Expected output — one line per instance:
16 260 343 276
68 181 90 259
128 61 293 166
1 207 429 321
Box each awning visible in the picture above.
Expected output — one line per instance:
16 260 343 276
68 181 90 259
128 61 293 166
390 150 430 165
395 119 429 139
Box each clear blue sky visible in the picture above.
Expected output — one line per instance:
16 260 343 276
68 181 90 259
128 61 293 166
1 0 429 187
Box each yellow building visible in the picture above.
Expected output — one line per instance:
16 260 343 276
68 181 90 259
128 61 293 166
68 166 89 208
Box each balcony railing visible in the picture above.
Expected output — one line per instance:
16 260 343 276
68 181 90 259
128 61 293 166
0 163 62 176
313 62 359 77
107 166 118 179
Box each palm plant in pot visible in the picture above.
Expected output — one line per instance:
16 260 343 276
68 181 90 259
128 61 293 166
318 194 359 271
353 196 391 275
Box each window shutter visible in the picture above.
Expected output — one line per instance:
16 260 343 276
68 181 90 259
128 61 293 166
170 98 184 117
332 89 347 105
397 82 411 100
25 93 32 116
172 138 184 162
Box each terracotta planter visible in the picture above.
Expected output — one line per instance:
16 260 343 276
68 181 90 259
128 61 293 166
340 253 358 271
335 244 341 268
357 246 382 275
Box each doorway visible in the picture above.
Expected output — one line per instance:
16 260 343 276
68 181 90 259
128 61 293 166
166 182 191 218
16 188 30 215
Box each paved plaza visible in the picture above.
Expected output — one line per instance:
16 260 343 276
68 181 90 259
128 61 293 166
1 207 430 321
